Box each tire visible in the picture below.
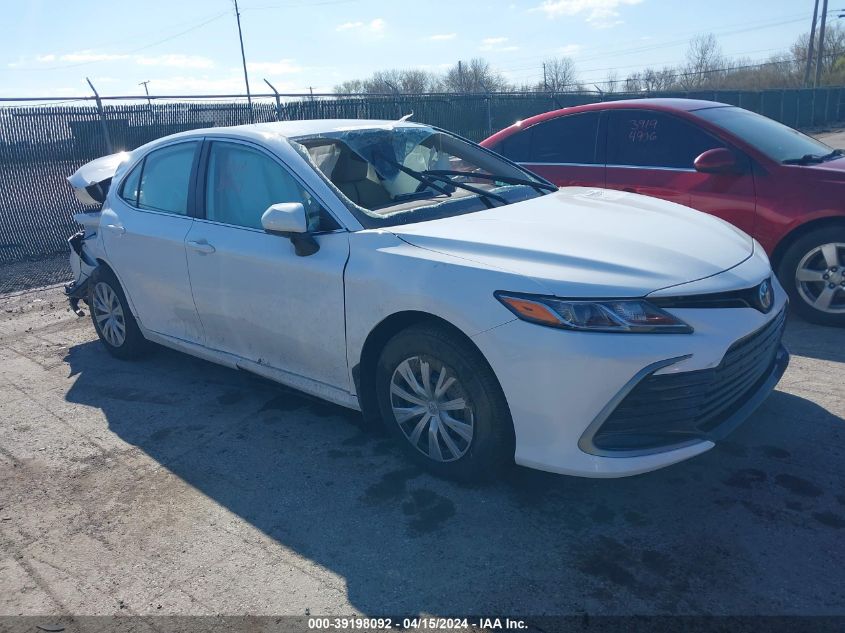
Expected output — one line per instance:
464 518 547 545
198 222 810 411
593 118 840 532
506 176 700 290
89 267 149 359
375 323 515 482
777 226 845 327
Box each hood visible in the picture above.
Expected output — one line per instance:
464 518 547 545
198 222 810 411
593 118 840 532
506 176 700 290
67 152 130 206
793 156 845 179
390 187 753 297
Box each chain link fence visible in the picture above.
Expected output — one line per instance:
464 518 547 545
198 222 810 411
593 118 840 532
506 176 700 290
1 88 844 295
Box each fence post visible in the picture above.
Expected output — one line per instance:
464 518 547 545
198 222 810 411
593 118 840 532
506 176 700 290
86 77 113 153
486 93 493 137
264 78 283 121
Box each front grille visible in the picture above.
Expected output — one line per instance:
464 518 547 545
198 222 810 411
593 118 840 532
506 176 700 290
593 308 787 452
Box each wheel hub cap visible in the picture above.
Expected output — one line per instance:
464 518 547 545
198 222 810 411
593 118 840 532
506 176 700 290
92 282 127 347
795 242 845 314
389 356 475 463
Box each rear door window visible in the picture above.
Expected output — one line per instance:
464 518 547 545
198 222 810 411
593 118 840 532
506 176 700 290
136 142 198 215
608 110 720 169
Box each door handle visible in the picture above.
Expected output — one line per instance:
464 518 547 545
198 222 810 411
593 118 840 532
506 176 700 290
187 240 215 254
104 223 125 235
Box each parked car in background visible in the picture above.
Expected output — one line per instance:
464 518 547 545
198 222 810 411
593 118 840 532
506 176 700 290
66 119 787 481
482 99 845 326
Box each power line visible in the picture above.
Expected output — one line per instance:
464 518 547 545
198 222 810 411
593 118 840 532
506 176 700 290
579 49 845 88
2 10 229 72
496 13 814 73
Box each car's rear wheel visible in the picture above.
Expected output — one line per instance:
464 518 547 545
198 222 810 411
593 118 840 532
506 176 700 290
89 267 148 359
375 323 514 482
778 226 845 327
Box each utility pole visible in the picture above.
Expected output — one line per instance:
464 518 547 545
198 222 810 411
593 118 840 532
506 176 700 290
543 62 548 91
232 0 254 123
139 80 153 116
804 0 820 87
814 0 830 88
458 60 464 92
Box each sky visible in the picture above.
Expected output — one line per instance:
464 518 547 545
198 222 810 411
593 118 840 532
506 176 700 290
0 0 832 101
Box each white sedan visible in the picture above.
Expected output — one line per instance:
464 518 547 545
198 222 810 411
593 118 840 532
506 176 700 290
65 119 789 481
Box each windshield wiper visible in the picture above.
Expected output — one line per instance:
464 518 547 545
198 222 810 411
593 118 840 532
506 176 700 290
783 153 826 165
377 157 508 206
821 148 844 161
375 155 453 197
423 169 558 193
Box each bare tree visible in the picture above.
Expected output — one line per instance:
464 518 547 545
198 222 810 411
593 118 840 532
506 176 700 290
334 69 441 94
624 67 676 93
680 34 725 89
602 70 619 94
334 78 366 94
442 58 510 93
541 57 579 92
792 24 845 85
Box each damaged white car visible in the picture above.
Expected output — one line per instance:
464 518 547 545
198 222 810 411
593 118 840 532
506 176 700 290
66 119 788 480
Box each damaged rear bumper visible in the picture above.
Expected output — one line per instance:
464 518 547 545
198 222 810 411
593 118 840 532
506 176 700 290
65 229 98 316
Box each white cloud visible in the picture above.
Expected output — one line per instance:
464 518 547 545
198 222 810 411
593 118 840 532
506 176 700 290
59 50 130 63
480 37 519 52
557 43 582 56
246 59 303 75
533 0 642 27
135 54 214 69
26 50 212 69
335 18 386 34
426 33 456 41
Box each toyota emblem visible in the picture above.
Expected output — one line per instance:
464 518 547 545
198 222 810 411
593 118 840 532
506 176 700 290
758 279 773 313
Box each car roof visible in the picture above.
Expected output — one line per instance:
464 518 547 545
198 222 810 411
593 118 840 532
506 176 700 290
482 98 731 145
146 118 431 147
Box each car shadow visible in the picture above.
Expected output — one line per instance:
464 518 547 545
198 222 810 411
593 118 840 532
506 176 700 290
62 339 845 616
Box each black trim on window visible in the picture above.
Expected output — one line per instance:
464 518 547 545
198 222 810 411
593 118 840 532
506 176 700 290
119 161 143 206
192 139 211 220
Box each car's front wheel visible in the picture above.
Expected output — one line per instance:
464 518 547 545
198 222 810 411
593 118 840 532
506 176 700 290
89 267 149 359
778 226 845 327
375 323 514 482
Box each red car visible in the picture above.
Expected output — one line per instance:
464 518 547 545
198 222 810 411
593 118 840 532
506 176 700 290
481 99 845 326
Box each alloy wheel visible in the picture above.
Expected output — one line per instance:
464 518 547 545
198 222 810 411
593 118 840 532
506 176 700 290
389 355 475 462
795 242 845 314
92 281 127 347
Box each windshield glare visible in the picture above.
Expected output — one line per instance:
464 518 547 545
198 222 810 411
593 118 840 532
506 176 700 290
696 106 832 163
291 125 552 228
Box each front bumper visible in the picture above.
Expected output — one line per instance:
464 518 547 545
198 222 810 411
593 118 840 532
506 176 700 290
471 282 789 478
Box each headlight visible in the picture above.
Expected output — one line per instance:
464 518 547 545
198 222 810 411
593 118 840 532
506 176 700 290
495 292 693 333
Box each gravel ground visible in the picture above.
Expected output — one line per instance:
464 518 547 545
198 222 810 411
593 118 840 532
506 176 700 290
0 286 843 618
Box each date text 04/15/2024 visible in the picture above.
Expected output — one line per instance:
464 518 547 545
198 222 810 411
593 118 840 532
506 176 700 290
307 617 528 630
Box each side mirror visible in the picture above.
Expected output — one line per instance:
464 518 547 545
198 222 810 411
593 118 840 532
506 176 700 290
261 202 308 234
260 202 319 256
694 148 741 174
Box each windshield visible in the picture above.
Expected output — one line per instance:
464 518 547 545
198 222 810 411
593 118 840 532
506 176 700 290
290 125 555 228
696 106 833 164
